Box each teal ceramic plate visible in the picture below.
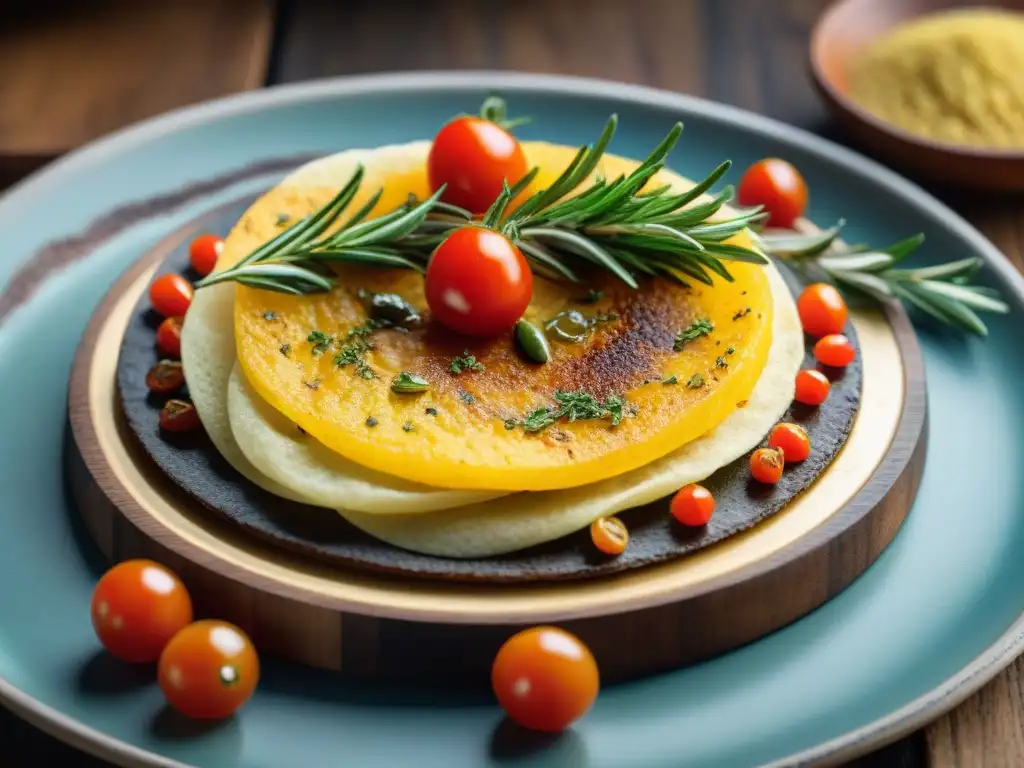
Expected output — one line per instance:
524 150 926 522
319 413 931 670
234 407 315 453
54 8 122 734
0 73 1022 768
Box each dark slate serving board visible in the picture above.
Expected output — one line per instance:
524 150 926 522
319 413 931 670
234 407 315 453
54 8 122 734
116 200 861 583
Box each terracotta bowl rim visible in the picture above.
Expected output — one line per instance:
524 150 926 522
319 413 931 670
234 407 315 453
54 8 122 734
809 0 1024 162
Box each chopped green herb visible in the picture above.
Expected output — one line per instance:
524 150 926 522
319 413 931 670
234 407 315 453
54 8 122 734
732 307 751 320
574 289 605 304
505 390 631 433
402 422 415 433
450 350 484 374
716 356 728 369
347 318 388 338
263 311 277 321
391 371 430 394
662 375 678 385
686 374 705 389
334 339 375 379
304 378 321 390
279 343 291 358
459 390 476 405
307 330 335 356
673 318 714 350
365 416 378 428
425 407 438 416
726 346 735 355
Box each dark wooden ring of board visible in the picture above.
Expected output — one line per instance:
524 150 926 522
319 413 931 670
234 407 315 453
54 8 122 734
67 199 927 684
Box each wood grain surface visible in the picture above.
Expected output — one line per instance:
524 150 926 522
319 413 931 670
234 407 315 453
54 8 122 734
0 0 1021 765
0 0 274 178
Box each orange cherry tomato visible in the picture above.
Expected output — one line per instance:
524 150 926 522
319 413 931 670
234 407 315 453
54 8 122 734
814 333 856 367
90 559 193 663
146 360 185 395
189 234 223 277
158 620 259 720
795 369 830 406
737 158 808 228
750 447 785 484
156 316 184 358
428 116 528 214
590 516 628 555
768 422 811 463
491 626 599 732
670 483 715 526
149 274 193 318
425 227 533 337
159 399 201 433
797 283 848 337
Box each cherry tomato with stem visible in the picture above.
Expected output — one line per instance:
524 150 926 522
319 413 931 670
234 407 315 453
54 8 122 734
794 369 830 406
670 483 715 526
189 234 223 278
159 400 201 433
590 516 628 555
425 227 533 337
750 447 785 484
798 283 848 337
149 274 193 318
90 559 193 663
158 620 259 720
146 360 186 395
156 316 184 358
491 626 599 732
737 158 808 228
814 334 856 367
428 103 528 214
768 422 811 463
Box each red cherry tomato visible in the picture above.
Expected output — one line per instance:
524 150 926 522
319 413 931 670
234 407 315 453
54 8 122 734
90 559 193 663
491 626 599 732
156 316 184 358
146 360 186 395
670 483 715 526
425 227 533 337
794 369 830 406
590 516 628 555
768 422 811 463
814 334 856 367
189 234 223 277
428 116 528 214
750 447 785 484
159 400 201 433
737 158 808 228
797 283 848 337
158 620 259 720
149 274 193 318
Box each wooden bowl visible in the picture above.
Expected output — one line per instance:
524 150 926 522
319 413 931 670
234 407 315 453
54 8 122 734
809 0 1024 191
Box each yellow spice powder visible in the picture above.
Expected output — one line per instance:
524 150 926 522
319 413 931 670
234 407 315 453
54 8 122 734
846 8 1024 149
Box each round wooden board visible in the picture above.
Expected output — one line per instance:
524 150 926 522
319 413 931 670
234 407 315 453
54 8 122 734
67 206 927 685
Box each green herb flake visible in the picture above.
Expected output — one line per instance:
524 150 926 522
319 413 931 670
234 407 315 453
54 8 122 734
716 356 728 369
334 339 375 380
726 346 735 355
505 390 631 433
459 390 476 405
263 311 277 321
365 416 378 428
450 350 485 374
402 422 415 433
425 407 438 416
574 289 605 304
279 343 291 358
307 330 335 356
686 373 705 389
673 318 714 351
662 375 678 385
391 371 430 394
732 307 751 321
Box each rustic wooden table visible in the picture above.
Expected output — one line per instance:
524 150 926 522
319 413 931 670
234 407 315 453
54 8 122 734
1 1 1021 765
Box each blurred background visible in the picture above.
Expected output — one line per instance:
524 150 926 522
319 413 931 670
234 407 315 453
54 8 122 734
0 0 1021 766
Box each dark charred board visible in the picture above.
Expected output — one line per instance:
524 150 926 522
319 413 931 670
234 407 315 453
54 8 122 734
116 198 862 584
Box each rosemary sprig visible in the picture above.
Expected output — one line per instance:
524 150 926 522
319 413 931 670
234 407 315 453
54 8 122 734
195 110 769 296
754 223 1009 336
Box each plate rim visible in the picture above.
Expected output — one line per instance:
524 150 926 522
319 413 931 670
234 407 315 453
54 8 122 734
0 70 1022 767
